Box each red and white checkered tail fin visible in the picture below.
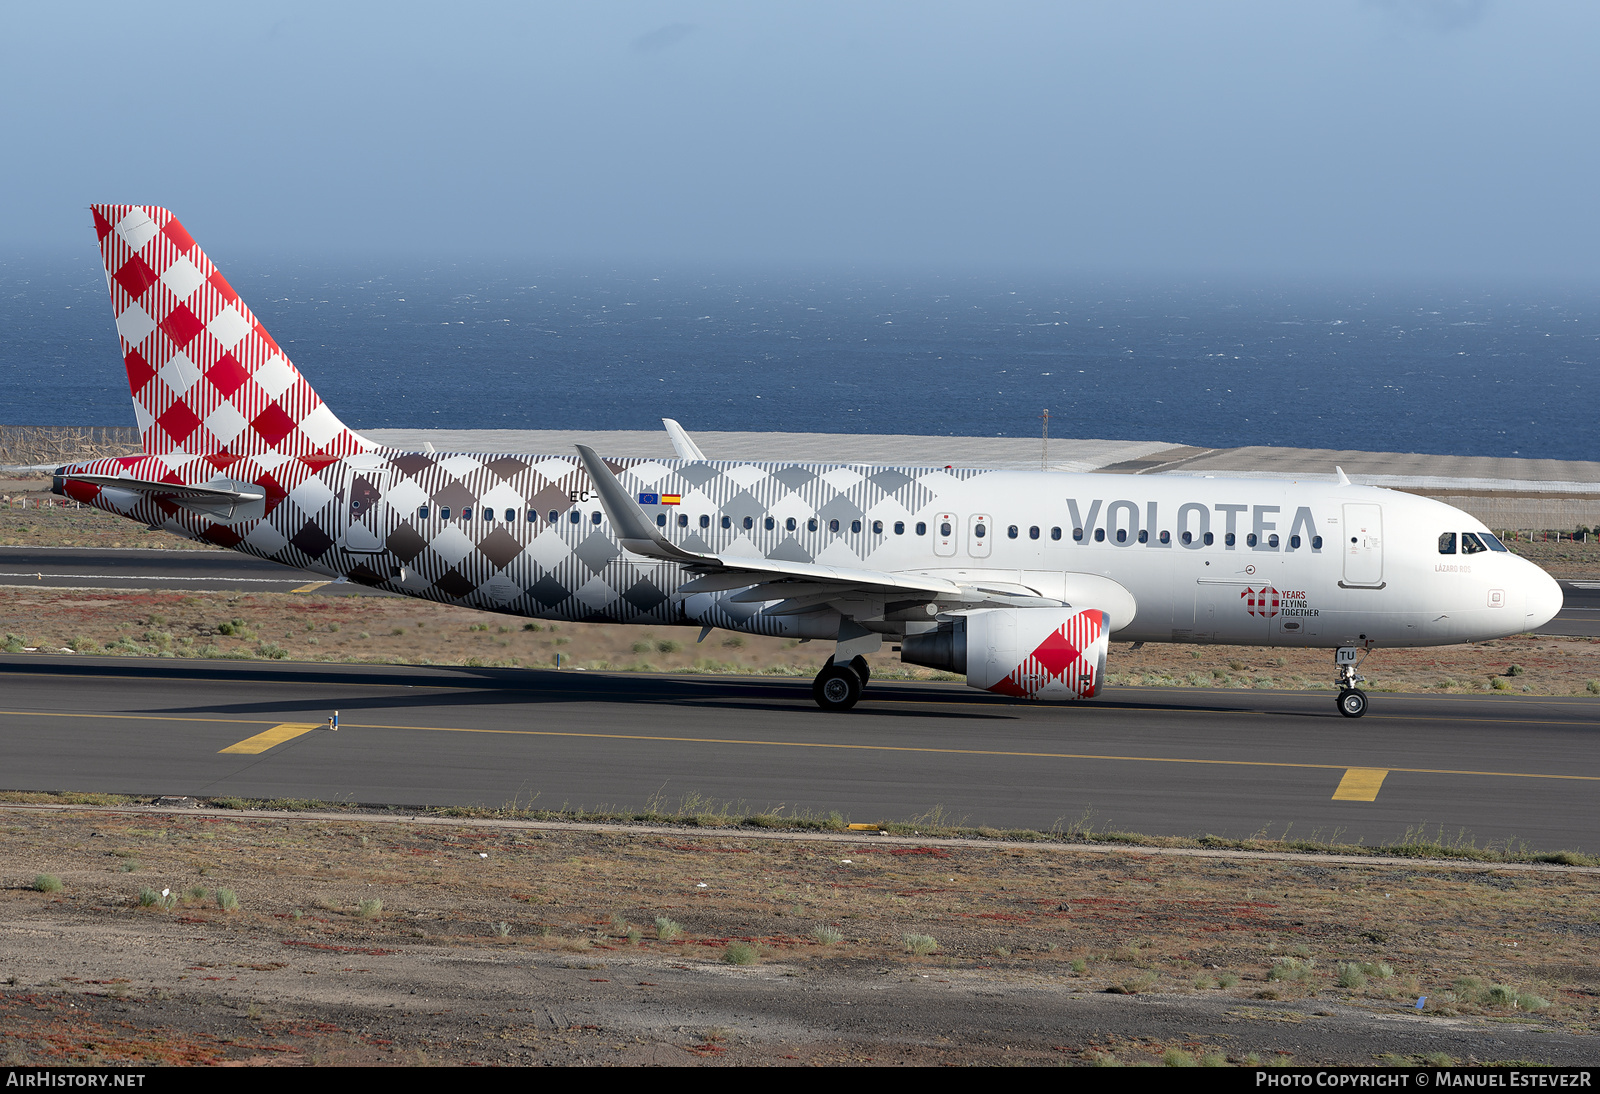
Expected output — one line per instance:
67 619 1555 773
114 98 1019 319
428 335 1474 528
90 204 373 458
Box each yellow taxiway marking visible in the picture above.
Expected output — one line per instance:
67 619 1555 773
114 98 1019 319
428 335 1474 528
1 709 1598 787
218 722 322 755
290 581 330 593
1332 767 1390 801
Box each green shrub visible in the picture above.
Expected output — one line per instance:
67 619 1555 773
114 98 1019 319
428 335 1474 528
902 933 938 956
810 925 844 946
356 898 383 919
215 888 239 912
1336 962 1367 990
137 886 161 907
33 874 62 893
654 916 682 942
722 942 759 965
1268 956 1314 982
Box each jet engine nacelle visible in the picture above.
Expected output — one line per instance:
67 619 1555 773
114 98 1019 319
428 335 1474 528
901 607 1109 700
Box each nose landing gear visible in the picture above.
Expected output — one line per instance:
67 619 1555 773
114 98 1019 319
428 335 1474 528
1334 646 1368 718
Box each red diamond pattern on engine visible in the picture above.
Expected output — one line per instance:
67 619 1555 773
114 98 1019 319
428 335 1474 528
992 610 1104 699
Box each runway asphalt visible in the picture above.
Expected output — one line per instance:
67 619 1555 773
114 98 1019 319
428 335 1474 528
3 655 1598 853
0 546 393 597
1 546 1593 635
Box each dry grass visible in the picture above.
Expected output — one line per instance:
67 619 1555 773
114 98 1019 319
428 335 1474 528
3 803 1594 1035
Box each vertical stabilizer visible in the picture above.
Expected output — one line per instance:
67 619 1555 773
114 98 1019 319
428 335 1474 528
90 204 371 458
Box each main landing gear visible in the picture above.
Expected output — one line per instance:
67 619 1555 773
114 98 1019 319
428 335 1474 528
812 656 871 712
1334 646 1368 718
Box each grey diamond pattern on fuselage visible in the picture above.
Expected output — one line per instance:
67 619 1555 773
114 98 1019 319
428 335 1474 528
84 449 994 630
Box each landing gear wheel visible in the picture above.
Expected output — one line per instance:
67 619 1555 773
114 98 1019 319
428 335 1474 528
848 655 871 686
1337 688 1368 718
813 663 863 711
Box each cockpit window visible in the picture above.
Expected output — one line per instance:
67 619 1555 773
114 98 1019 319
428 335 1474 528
1481 532 1508 552
1460 532 1487 555
1438 532 1456 555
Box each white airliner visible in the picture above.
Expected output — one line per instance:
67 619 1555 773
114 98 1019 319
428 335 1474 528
54 205 1563 716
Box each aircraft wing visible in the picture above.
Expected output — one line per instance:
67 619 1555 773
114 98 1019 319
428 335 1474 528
575 445 1060 608
662 418 706 461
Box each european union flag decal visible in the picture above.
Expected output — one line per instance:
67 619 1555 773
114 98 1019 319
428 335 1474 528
638 492 660 505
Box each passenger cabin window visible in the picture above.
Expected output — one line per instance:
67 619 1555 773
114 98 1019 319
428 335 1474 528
829 519 840 533
1224 532 1235 547
786 517 796 532
808 518 818 532
1029 526 1040 540
1050 527 1061 541
700 515 711 528
548 510 559 522
1268 534 1279 548
1073 528 1084 541
1204 532 1215 546
1461 532 1487 555
418 506 429 519
872 520 882 534
1007 525 1018 539
526 509 536 523
915 522 926 535
1245 533 1257 547
1311 535 1322 549
484 508 494 521
1181 531 1192 545
721 516 731 529
1137 529 1148 544
506 508 516 522
591 512 602 525
677 514 688 527
940 521 952 537
764 517 774 530
974 522 987 538
461 506 472 520
1115 529 1126 543
895 521 905 535
656 513 667 528
851 520 861 534
570 511 581 524
742 516 753 530
440 506 451 520
1158 530 1170 544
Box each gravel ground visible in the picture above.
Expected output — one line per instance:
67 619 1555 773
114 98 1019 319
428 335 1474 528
2 805 1597 1066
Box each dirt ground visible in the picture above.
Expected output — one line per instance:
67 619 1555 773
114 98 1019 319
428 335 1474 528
6 480 1600 1066
2 803 1597 1067
2 583 1598 698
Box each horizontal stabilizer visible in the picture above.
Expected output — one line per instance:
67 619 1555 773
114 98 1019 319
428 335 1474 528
64 473 265 520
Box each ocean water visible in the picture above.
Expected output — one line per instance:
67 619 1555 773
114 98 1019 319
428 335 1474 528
3 253 1596 462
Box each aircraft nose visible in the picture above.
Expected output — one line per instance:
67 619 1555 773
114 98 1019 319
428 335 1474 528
1523 566 1563 632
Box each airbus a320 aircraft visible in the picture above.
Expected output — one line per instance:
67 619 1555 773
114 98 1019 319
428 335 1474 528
53 206 1564 716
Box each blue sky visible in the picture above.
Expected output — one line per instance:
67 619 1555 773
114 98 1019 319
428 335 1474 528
5 1 1597 279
